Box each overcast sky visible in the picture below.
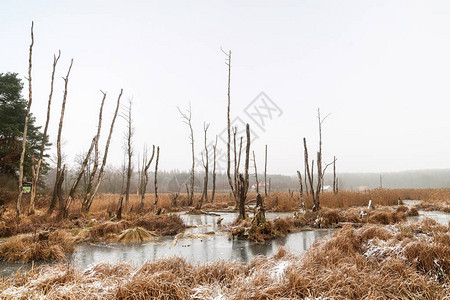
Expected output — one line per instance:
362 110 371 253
2 0 450 175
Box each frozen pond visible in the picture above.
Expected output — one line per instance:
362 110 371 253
403 199 450 225
407 210 450 226
0 212 332 276
2 205 449 276
71 212 332 270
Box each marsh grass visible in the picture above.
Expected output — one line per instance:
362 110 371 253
0 229 76 262
1 219 448 299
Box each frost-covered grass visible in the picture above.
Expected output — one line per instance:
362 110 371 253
1 219 448 299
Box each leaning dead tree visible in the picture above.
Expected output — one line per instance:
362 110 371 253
178 103 195 206
238 124 251 220
81 89 123 213
83 91 107 208
49 58 73 215
63 92 106 218
211 135 218 203
16 21 34 218
139 145 155 210
29 50 61 215
198 122 210 209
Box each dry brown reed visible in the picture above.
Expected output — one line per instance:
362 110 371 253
0 229 76 262
1 219 447 299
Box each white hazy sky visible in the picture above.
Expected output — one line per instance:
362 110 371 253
2 0 450 175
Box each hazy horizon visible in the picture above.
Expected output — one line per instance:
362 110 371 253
3 1 450 175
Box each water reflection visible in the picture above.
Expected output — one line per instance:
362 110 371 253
5 207 447 277
69 212 335 270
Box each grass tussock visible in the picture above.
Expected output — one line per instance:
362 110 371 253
0 230 76 262
89 214 184 242
118 227 158 242
0 213 185 262
1 219 448 299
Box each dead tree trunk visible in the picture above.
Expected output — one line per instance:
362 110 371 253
264 145 268 197
224 49 236 202
198 123 210 210
49 58 73 215
297 171 304 205
211 135 217 203
139 145 155 211
268 178 272 195
317 108 330 195
238 124 251 220
253 151 259 194
304 167 308 195
233 132 243 208
84 91 106 203
29 50 60 215
56 164 66 218
303 137 316 211
82 89 123 213
316 152 322 211
178 104 194 206
64 136 96 218
17 21 34 218
153 146 160 208
121 99 134 211
116 194 124 220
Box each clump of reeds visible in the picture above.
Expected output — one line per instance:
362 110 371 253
2 219 447 299
0 229 76 262
132 213 184 235
118 227 158 242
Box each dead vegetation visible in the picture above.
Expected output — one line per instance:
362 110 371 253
230 205 417 242
0 230 76 262
0 211 184 261
1 219 448 299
